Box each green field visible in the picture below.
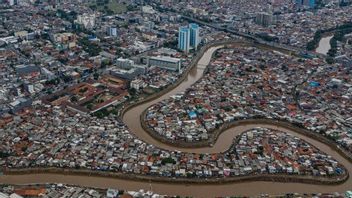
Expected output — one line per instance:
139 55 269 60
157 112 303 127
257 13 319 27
88 0 127 14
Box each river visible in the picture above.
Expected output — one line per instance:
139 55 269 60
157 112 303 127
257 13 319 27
1 44 351 197
316 36 333 55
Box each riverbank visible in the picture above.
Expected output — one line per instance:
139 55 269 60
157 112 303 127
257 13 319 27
2 167 348 186
123 38 351 174
120 38 300 118
140 104 352 166
119 40 249 117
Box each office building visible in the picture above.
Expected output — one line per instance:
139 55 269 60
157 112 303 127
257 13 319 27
10 98 32 113
108 67 145 80
74 14 96 29
189 23 200 50
15 64 40 76
144 21 155 31
116 58 135 69
148 56 181 72
178 27 190 53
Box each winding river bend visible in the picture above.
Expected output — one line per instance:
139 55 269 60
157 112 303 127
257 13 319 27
1 43 351 197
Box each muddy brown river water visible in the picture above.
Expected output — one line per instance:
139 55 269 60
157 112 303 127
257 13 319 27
1 45 351 197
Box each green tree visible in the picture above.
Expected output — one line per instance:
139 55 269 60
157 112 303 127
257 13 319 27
71 96 78 102
161 157 176 165
129 87 137 95
87 103 93 110
93 73 99 80
0 151 10 158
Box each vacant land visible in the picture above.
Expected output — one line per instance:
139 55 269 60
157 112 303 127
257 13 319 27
88 0 127 14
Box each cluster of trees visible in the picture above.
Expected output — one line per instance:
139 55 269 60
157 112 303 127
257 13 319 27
89 0 129 15
92 107 119 118
92 108 110 118
306 30 324 51
128 87 137 95
126 4 138 11
255 33 279 42
0 151 10 159
57 9 77 23
79 37 102 56
163 40 178 49
45 78 60 85
326 22 352 63
89 0 109 9
79 87 89 93
306 23 352 64
339 0 352 7
161 157 176 165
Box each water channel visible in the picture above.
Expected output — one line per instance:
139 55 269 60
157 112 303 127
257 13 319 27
0 44 351 197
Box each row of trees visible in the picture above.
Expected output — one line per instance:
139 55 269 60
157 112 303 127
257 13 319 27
306 30 324 51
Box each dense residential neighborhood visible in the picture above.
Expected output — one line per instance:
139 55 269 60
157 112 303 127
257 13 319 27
0 0 351 197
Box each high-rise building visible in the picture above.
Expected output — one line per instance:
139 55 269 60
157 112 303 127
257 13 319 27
178 27 190 53
74 14 96 30
189 23 200 50
296 0 315 8
8 0 16 6
255 12 274 27
147 56 181 72
107 27 117 37
308 0 315 8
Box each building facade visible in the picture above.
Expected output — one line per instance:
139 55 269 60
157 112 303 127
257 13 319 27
296 0 315 8
178 27 190 53
189 23 200 50
255 12 274 27
148 56 181 72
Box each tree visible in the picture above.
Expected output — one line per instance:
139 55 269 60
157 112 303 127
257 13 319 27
0 151 10 158
129 87 137 95
93 73 99 80
71 96 78 102
79 37 102 56
161 157 176 165
326 56 335 64
106 9 114 15
89 5 97 10
62 75 72 83
79 87 88 93
101 59 111 68
127 5 136 11
87 103 93 110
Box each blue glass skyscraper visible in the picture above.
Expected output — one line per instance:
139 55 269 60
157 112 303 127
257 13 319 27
189 23 200 50
296 0 315 8
178 27 190 53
